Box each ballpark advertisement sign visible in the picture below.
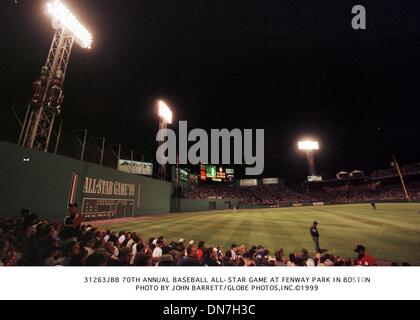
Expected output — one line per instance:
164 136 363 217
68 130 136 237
118 159 153 176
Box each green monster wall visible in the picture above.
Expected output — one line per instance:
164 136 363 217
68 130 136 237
0 141 172 221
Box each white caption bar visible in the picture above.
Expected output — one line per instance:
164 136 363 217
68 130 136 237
0 267 419 300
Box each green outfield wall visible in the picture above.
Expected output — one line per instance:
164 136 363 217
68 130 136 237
0 141 172 221
171 198 238 212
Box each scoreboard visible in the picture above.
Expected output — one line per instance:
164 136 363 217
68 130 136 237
82 198 134 221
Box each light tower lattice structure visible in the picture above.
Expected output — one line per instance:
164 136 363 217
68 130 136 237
20 0 92 151
157 100 173 180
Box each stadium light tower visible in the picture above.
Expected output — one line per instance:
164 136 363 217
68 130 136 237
157 100 173 180
20 0 93 152
298 140 320 177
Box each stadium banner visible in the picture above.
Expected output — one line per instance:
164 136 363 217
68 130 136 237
262 178 279 185
206 165 217 178
216 167 226 180
118 159 153 176
240 179 258 187
226 168 235 182
226 168 234 175
179 168 189 182
313 202 325 206
308 175 323 182
200 165 207 181
0 267 419 300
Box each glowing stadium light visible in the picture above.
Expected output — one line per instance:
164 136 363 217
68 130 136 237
298 140 319 151
46 0 93 49
298 139 320 178
158 100 173 124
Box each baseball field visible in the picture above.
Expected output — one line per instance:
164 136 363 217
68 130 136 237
97 203 420 265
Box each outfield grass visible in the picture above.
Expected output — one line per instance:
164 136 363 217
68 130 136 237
98 203 420 265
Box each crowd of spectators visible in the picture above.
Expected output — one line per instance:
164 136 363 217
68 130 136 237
371 163 420 179
184 181 420 206
184 184 309 206
0 208 393 267
308 181 420 204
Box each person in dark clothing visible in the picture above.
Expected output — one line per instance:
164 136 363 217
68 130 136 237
370 200 377 210
62 203 82 239
20 209 39 229
309 221 321 253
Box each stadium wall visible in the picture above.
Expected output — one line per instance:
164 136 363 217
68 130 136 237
171 199 238 212
0 141 172 221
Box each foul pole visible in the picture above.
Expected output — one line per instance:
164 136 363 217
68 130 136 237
392 155 411 203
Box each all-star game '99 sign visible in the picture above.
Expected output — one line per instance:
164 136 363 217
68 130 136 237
80 177 138 221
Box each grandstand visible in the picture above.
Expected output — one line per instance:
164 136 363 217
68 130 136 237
183 176 420 207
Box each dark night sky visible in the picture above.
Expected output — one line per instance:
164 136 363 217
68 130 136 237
1 0 420 181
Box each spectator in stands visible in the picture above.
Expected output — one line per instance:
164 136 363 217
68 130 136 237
69 247 89 266
243 252 256 267
20 209 38 229
134 252 152 266
152 238 164 261
85 252 107 266
119 247 133 266
354 245 377 266
43 244 61 266
287 253 296 266
0 238 17 266
203 248 220 266
61 241 81 266
230 244 238 259
274 249 286 266
222 251 234 266
158 254 175 266
62 203 82 239
197 241 205 264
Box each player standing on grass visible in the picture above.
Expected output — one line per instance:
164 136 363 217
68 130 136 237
370 200 377 210
234 202 239 213
309 221 321 253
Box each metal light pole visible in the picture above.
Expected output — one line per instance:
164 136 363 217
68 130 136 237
91 137 106 165
157 100 173 181
20 0 92 152
298 140 320 179
53 119 63 154
73 129 88 161
109 144 122 169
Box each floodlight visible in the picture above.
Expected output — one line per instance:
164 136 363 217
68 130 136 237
298 140 319 151
46 0 93 49
158 100 173 124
